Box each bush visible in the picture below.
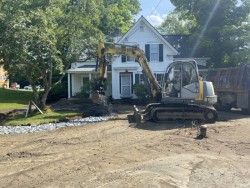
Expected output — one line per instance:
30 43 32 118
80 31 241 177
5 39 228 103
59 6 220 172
76 80 96 99
46 83 68 103
133 83 149 103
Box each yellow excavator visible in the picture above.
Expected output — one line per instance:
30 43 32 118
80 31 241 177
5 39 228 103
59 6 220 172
92 41 218 124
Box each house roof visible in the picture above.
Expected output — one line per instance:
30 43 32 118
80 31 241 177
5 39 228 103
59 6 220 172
162 35 209 58
118 16 178 55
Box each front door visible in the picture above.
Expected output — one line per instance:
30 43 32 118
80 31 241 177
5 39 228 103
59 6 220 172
121 73 131 97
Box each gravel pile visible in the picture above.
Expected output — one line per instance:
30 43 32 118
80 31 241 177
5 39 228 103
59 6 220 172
0 116 111 135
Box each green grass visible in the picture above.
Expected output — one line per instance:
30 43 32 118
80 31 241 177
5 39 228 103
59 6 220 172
6 110 82 126
0 88 34 111
0 88 82 126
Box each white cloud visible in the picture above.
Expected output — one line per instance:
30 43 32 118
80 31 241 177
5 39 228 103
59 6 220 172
146 14 164 26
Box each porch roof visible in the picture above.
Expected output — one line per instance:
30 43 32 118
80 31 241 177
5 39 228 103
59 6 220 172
67 67 96 73
67 65 112 73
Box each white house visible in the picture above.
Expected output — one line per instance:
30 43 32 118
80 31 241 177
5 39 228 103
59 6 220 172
67 16 209 100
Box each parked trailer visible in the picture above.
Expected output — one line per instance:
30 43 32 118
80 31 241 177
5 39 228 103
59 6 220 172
207 65 250 114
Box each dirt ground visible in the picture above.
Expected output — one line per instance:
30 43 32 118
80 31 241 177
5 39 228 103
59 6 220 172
0 104 250 188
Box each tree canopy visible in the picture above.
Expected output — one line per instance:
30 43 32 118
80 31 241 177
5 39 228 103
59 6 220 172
0 0 140 108
166 0 250 67
157 10 196 35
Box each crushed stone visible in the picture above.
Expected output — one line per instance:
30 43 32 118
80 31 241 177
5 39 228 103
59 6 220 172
0 116 112 135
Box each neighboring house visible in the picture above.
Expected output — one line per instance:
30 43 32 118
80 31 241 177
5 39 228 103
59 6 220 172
67 16 208 100
0 65 9 88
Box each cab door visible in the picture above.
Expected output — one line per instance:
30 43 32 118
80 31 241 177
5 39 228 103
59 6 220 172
180 62 199 99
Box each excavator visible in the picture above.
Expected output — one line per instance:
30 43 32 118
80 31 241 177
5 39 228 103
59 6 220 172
92 41 218 124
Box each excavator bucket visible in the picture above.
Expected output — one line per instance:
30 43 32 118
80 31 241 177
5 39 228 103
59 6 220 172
127 105 142 125
91 91 108 106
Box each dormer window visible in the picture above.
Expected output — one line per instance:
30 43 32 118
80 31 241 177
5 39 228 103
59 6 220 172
139 25 144 32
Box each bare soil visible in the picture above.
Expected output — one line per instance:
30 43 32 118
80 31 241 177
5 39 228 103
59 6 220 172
0 104 250 188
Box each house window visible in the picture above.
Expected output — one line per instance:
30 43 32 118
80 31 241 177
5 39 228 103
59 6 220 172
121 55 135 62
135 74 145 84
154 73 164 86
135 73 163 86
82 77 89 85
145 44 163 62
150 44 159 61
127 56 135 62
121 44 137 62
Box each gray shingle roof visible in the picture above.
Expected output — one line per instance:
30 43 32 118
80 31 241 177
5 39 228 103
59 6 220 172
162 35 208 58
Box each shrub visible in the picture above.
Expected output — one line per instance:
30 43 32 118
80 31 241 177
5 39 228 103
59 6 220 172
46 83 68 103
76 80 96 99
133 83 149 103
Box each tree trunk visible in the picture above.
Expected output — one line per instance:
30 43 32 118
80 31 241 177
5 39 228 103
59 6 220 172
33 86 51 110
41 89 50 109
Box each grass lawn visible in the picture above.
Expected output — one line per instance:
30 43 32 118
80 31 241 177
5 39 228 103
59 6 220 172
0 88 81 126
0 88 34 111
6 110 82 126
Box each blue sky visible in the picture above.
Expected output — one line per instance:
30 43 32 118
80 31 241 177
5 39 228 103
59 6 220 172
135 0 175 26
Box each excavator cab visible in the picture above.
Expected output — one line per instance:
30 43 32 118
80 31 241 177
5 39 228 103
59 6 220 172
162 61 200 102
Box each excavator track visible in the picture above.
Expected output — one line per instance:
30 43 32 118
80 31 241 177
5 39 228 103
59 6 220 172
138 103 218 123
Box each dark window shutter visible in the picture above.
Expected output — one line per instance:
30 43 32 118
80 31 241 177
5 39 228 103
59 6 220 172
131 73 133 93
121 55 126 62
145 44 150 61
135 74 139 84
159 44 163 62
119 73 121 93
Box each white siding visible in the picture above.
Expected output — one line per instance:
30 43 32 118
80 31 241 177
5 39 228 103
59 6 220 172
111 20 175 99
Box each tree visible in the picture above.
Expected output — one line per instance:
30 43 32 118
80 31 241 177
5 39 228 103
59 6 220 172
170 0 250 67
99 0 140 35
0 0 140 109
157 10 196 35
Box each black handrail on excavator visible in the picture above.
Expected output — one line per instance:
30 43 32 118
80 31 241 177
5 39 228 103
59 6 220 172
95 41 162 102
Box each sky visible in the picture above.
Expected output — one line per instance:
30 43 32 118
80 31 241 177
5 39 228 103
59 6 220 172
135 0 175 26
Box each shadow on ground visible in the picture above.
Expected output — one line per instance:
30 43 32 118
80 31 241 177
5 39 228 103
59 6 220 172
130 119 202 131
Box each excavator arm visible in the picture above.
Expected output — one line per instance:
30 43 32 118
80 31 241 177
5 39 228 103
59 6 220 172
92 41 162 105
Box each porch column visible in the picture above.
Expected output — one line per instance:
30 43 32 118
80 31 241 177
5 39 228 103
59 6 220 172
89 73 92 80
67 73 71 98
